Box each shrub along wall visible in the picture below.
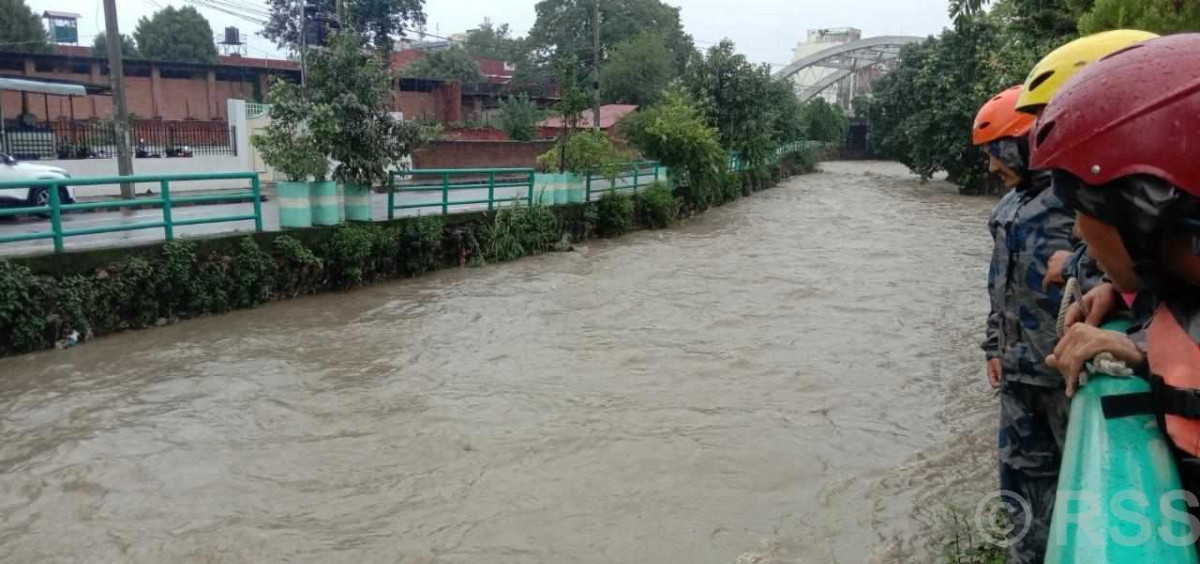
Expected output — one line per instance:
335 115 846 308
0 147 819 357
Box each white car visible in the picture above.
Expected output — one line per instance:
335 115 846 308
0 153 74 208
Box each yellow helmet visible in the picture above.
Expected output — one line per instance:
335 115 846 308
1015 29 1159 113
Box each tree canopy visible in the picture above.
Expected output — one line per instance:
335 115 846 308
399 46 482 82
0 0 49 54
683 40 783 165
463 20 525 62
525 0 695 82
262 0 426 54
1078 0 1200 34
134 6 219 64
599 33 673 106
866 0 1141 192
91 32 139 60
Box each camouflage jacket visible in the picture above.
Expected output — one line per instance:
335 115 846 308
983 173 1077 387
1063 242 1106 295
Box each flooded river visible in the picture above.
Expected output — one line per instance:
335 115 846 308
0 161 1000 563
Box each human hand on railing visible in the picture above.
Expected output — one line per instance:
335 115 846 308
1047 323 1144 397
1063 282 1117 329
1043 250 1071 288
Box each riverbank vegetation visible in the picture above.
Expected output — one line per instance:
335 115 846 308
0 146 816 357
868 0 1200 193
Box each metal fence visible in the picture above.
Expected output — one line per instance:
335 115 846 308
388 168 537 217
584 161 665 201
0 172 262 254
0 120 237 161
728 141 809 172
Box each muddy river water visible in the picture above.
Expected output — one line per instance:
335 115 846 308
0 161 1002 563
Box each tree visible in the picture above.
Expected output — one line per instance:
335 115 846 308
683 40 777 165
1078 0 1200 34
619 90 727 207
262 0 426 54
525 0 695 83
307 32 422 187
600 33 673 106
252 79 334 182
802 99 848 144
91 32 138 59
399 46 481 82
0 0 49 54
134 6 218 63
949 0 1094 36
497 94 544 141
464 19 525 62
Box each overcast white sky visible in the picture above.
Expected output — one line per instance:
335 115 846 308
30 0 950 68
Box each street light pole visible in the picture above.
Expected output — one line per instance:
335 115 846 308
592 0 601 133
102 0 134 198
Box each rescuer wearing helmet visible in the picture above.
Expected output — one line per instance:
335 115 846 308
975 85 1077 564
1017 30 1160 295
1036 33 1200 510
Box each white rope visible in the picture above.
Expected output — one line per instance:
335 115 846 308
1056 277 1134 382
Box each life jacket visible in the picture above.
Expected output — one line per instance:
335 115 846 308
1148 304 1200 457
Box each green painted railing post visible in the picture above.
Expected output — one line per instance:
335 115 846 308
160 179 174 241
585 170 592 202
526 172 534 206
632 165 639 194
487 171 495 211
387 174 395 220
441 172 450 215
653 164 659 183
48 182 63 253
251 175 263 232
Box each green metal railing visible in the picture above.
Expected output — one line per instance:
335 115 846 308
584 161 664 202
0 172 262 253
387 168 536 218
729 142 808 172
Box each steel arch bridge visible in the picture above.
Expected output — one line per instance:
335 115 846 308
774 35 924 103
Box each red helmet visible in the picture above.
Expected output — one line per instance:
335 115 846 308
1031 34 1200 196
972 86 1036 146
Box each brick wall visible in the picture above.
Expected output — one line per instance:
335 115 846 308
0 53 462 125
412 140 556 169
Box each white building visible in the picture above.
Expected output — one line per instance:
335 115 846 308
791 27 862 107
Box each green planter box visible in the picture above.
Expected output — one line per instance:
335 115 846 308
310 180 340 226
276 180 313 229
343 183 372 222
564 173 585 204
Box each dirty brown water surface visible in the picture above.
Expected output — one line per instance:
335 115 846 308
0 161 1001 563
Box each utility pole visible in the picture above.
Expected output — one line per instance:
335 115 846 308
102 0 134 199
592 0 601 133
298 0 307 86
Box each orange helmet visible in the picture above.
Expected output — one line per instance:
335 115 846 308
972 86 1036 146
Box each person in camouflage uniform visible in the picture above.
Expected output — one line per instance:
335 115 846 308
974 88 1077 564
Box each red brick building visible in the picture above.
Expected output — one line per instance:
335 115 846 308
0 46 535 125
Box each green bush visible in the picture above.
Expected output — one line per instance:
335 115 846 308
274 235 324 298
537 130 628 175
618 90 726 210
233 237 275 309
0 261 46 355
399 216 444 276
594 192 633 238
485 202 561 262
497 93 544 142
328 224 381 287
718 172 742 204
635 183 677 229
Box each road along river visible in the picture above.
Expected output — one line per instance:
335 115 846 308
0 161 999 563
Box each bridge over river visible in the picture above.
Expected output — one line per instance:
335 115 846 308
0 161 998 563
